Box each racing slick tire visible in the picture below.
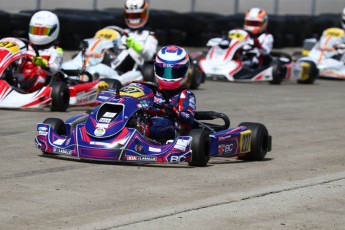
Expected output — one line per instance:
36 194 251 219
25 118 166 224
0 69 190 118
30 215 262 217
188 129 210 167
270 59 284 85
297 60 318 84
50 82 70 112
141 62 155 83
43 118 66 136
188 60 203 90
102 78 122 90
237 122 272 161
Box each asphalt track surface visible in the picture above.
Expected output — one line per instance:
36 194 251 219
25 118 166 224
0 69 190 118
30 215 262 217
1 50 345 230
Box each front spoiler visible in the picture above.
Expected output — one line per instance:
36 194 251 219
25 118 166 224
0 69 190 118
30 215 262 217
35 123 192 164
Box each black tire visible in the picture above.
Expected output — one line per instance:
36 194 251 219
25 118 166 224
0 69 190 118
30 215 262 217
101 78 122 90
50 82 70 112
43 117 66 136
297 60 318 84
188 60 203 90
237 122 271 161
141 62 155 83
188 129 210 167
269 59 284 85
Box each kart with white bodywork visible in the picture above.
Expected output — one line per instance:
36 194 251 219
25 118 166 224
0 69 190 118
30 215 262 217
197 29 318 84
299 27 345 79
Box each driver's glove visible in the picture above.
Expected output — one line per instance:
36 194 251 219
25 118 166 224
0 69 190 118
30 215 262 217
33 56 48 68
126 37 144 53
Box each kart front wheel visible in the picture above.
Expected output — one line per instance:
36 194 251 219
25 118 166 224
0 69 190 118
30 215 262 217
50 82 70 112
297 60 318 84
43 117 66 136
188 129 210 167
237 122 272 161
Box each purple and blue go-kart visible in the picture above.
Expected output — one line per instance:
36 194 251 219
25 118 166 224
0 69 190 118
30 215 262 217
35 81 272 166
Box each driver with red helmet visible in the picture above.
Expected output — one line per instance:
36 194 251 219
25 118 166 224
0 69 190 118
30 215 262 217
242 7 274 67
122 0 158 61
18 10 63 93
148 45 196 143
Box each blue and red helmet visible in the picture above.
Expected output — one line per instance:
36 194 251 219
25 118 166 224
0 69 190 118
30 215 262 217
154 45 190 90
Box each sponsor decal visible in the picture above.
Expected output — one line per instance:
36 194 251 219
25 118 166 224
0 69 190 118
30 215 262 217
96 123 108 128
38 131 48 136
53 139 65 145
53 147 72 155
218 141 237 156
103 112 116 118
99 118 112 123
127 156 138 161
149 146 161 153
38 126 48 131
94 127 106 136
65 138 71 145
137 156 157 162
174 139 189 151
76 94 97 104
90 141 108 146
98 96 109 100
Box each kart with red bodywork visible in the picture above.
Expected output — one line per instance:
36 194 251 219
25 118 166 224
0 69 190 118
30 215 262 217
0 37 112 111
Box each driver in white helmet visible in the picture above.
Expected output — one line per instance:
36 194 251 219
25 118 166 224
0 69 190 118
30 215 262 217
121 0 158 66
18 10 63 92
242 7 274 67
148 45 196 143
331 8 345 61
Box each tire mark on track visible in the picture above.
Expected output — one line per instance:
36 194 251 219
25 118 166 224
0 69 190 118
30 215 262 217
105 175 345 229
0 165 88 180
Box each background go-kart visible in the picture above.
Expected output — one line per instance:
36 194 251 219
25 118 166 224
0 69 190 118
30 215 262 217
0 48 345 229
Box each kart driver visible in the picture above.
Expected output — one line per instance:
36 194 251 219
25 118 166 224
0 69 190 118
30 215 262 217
242 7 274 68
331 7 345 61
115 0 158 72
18 10 63 93
148 45 196 143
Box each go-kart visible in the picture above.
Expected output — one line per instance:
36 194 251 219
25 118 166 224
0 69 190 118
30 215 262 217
299 27 345 79
0 37 112 111
197 29 318 84
61 26 154 88
35 81 272 166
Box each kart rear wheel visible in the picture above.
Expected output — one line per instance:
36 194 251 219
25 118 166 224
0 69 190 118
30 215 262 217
102 78 122 90
50 82 70 112
297 60 318 84
43 118 66 136
270 59 284 85
188 129 210 167
141 62 155 83
188 60 203 90
237 122 271 161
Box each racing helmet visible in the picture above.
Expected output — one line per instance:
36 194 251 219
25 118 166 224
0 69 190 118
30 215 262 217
341 8 345 29
124 0 149 29
29 11 60 45
154 45 190 90
244 8 268 35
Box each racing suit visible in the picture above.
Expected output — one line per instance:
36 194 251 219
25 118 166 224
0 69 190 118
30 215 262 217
242 32 274 67
114 28 158 72
148 86 196 143
19 45 63 92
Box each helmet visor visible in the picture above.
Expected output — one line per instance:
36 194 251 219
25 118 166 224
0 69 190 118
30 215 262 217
29 25 56 36
155 62 189 80
244 20 265 27
125 10 148 20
